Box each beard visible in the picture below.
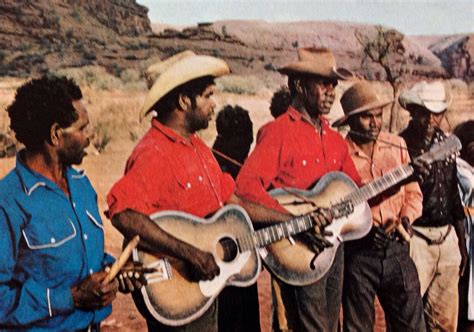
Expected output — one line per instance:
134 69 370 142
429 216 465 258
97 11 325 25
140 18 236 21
58 139 87 166
185 108 210 133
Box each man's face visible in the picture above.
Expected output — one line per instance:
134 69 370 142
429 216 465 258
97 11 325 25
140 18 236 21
57 100 91 166
409 105 445 139
302 77 337 116
185 85 216 133
351 108 383 141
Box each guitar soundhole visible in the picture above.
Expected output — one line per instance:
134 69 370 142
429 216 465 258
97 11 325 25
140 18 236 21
217 237 238 262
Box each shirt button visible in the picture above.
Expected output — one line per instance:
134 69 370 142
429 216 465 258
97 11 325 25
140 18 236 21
186 182 192 189
83 233 88 240
89 269 94 275
50 237 56 244
333 159 336 164
72 202 76 208
322 130 326 135
198 176 203 182
302 160 307 166
316 158 320 163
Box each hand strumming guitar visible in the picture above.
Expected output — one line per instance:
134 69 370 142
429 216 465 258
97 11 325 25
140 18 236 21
188 248 220 281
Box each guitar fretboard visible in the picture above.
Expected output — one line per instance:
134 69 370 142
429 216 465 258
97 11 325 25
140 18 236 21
238 214 314 252
237 164 414 253
344 164 414 205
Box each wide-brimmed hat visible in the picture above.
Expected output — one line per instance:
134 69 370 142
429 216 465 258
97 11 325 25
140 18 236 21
332 81 393 127
140 51 230 120
398 81 452 114
278 47 354 80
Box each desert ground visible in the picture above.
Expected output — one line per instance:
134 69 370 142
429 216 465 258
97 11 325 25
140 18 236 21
0 76 472 331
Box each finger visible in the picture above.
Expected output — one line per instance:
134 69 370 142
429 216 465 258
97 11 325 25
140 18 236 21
100 279 118 295
125 276 135 292
323 230 333 237
384 223 396 234
118 273 126 291
312 233 333 247
101 291 117 307
132 279 144 289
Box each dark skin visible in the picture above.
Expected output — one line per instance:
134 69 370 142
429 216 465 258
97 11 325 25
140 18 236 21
292 76 337 131
23 100 142 310
408 105 468 276
348 108 412 237
113 84 333 280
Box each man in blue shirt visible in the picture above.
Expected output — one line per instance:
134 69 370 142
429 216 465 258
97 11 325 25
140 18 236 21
0 75 119 331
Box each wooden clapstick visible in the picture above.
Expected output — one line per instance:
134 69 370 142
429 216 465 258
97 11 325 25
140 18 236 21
102 235 140 285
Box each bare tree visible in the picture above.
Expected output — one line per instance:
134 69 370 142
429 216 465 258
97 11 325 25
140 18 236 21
355 26 411 132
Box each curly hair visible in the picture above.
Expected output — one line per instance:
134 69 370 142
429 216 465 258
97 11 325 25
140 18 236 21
215 105 253 139
270 86 292 118
6 75 82 150
213 105 253 179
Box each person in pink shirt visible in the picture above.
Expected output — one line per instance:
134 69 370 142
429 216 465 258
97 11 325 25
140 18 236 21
333 80 425 331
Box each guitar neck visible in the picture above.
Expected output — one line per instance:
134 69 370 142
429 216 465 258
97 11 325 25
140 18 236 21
238 214 314 252
238 164 414 252
345 164 414 205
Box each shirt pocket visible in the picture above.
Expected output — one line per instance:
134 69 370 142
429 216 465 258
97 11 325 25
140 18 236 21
22 216 77 250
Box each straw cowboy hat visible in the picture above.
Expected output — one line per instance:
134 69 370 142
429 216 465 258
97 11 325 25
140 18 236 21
398 81 452 114
140 51 230 120
332 81 393 127
278 47 355 80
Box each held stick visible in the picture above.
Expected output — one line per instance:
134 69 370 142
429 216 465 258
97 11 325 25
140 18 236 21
102 235 140 285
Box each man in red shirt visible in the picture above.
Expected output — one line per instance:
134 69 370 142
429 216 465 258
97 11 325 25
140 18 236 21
107 51 330 331
236 48 361 332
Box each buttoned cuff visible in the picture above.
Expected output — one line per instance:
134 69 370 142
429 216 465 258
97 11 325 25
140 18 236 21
48 286 75 317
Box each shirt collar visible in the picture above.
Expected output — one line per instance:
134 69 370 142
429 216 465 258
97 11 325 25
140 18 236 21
15 151 81 196
346 132 392 159
286 106 329 128
151 118 195 145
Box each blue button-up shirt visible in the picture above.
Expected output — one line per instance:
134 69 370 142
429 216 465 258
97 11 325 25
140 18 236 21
0 157 114 331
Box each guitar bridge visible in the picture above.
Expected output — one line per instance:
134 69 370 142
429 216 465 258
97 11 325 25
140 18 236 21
145 258 172 284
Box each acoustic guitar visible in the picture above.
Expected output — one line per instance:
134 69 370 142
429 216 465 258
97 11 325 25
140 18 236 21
262 134 462 286
133 202 352 326
133 135 460 325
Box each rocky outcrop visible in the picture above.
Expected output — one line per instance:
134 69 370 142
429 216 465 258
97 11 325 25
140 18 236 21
0 0 152 76
425 35 473 81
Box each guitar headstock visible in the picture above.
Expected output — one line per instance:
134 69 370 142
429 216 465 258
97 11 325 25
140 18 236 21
416 135 462 165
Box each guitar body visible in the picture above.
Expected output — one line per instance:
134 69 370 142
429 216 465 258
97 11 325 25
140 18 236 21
134 205 261 326
262 172 372 286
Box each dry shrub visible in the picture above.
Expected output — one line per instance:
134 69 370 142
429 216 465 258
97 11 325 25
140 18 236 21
55 66 123 90
216 75 267 95
91 121 112 153
82 88 148 146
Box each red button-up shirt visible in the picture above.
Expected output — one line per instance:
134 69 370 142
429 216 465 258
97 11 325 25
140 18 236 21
236 107 361 212
346 132 422 226
107 119 235 218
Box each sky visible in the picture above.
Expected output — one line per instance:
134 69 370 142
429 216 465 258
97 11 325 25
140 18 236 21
136 0 473 36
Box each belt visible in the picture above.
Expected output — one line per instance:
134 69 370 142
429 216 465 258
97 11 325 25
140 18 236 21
413 224 452 245
76 323 100 332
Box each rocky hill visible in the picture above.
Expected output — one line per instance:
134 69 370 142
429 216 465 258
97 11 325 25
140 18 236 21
0 1 471 82
0 0 152 76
